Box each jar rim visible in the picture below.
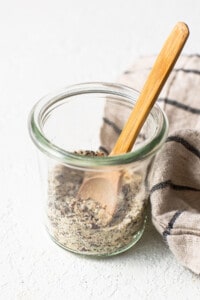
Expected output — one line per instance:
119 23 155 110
28 82 168 168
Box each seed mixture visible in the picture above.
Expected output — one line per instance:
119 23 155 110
47 150 146 255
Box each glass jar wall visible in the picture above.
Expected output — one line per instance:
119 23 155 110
28 82 168 256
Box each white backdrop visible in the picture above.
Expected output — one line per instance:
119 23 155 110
0 1 200 299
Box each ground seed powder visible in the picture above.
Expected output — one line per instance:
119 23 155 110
47 151 146 255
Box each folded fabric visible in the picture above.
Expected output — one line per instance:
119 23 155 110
102 54 200 274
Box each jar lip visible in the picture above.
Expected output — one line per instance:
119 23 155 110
28 82 168 168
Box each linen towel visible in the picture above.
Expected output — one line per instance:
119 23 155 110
101 54 200 274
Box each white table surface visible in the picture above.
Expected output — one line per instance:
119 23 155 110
1 1 200 299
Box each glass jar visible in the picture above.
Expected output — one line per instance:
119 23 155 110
28 82 168 256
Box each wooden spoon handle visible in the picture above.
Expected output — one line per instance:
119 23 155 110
111 22 189 155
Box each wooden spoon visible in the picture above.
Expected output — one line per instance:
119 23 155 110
78 22 189 221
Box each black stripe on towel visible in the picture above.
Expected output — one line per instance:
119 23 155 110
174 68 200 75
103 117 122 135
99 146 109 155
150 180 200 195
187 53 200 58
163 210 183 239
124 70 132 74
123 54 200 76
158 98 200 114
166 136 200 159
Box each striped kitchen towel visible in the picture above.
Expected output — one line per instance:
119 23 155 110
102 54 200 274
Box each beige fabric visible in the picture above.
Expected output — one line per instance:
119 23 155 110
150 129 200 274
101 54 200 274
